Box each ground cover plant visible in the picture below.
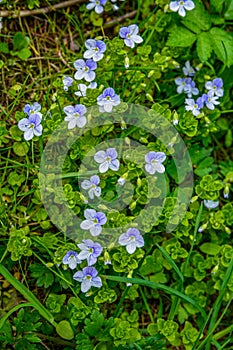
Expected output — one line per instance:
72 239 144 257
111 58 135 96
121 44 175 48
0 0 233 349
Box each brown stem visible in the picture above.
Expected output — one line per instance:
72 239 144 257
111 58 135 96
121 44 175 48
0 0 83 18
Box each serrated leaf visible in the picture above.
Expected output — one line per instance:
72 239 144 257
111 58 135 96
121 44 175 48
225 0 233 20
210 27 233 67
196 32 213 62
210 0 225 13
0 42 9 54
167 27 197 47
182 0 211 33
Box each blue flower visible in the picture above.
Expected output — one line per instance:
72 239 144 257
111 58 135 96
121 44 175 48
77 239 103 265
145 151 166 174
97 87 120 113
183 61 196 76
63 76 74 91
64 104 87 129
118 228 144 254
80 209 107 236
23 102 42 117
73 266 102 293
18 114 43 141
175 77 199 97
169 0 195 17
119 24 143 48
202 92 220 110
84 39 106 62
62 250 81 269
75 82 97 97
203 200 219 209
74 59 97 82
81 175 101 199
94 147 120 173
205 78 224 97
185 97 203 116
86 0 107 14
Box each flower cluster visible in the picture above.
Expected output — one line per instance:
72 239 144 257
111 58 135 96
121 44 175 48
63 147 166 293
18 102 43 141
62 24 143 122
175 61 224 116
169 0 195 17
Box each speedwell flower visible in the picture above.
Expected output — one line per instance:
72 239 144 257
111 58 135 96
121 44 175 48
118 228 144 254
74 59 97 82
175 78 199 97
183 61 196 76
18 114 43 141
63 104 87 129
81 175 101 199
202 92 220 110
63 76 73 91
23 102 42 118
77 239 103 265
80 209 107 236
119 24 143 48
97 87 120 113
145 151 166 174
73 266 102 293
169 0 195 17
75 82 97 97
203 200 219 209
205 78 224 97
84 39 106 62
94 147 120 173
185 97 203 116
62 250 81 269
86 0 107 14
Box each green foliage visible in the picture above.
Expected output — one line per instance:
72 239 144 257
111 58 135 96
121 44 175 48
195 175 223 200
29 263 54 288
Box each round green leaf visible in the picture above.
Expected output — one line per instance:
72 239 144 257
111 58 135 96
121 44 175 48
200 243 221 255
13 142 29 156
56 320 74 340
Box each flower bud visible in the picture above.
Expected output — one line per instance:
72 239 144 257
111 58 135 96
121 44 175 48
146 93 154 102
124 56 130 69
148 70 154 78
198 222 208 232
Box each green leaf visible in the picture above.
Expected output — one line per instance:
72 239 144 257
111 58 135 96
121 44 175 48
13 32 30 51
0 264 56 327
210 27 233 67
167 27 197 47
210 0 225 12
0 42 9 54
182 0 211 33
13 142 29 156
196 32 213 62
200 243 221 256
225 0 233 20
56 320 74 340
17 48 32 60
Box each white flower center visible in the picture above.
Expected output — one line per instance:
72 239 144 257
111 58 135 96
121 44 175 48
194 104 198 109
29 123 35 129
127 34 131 39
130 235 135 241
88 248 94 253
85 275 92 280
73 112 80 118
151 159 157 164
179 1 184 5
93 218 99 224
106 156 111 162
84 66 89 72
